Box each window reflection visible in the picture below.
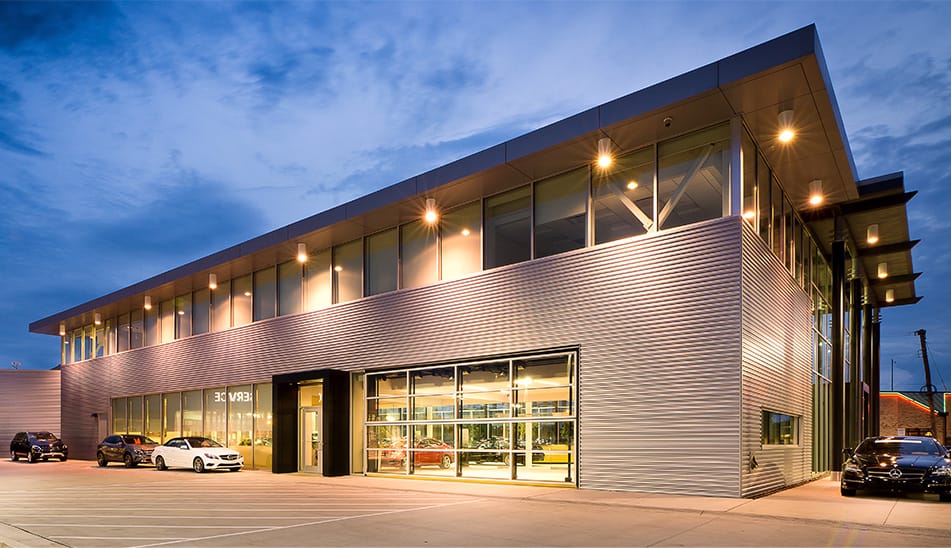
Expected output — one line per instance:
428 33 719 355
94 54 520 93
594 146 654 244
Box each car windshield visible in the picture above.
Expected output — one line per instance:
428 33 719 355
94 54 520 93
186 437 222 448
32 432 57 441
122 436 156 445
862 439 944 456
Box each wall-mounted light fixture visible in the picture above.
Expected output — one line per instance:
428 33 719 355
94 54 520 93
626 179 638 190
596 137 614 168
94 312 102 326
808 179 823 206
59 322 66 336
778 108 795 143
867 224 879 244
878 262 888 279
209 273 218 290
885 289 895 303
144 295 152 310
297 243 308 263
423 198 439 225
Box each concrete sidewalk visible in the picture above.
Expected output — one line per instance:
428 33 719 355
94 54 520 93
298 473 951 536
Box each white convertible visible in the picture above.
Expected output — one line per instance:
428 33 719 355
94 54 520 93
152 437 243 473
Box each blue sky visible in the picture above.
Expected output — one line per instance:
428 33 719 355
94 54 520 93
1 1 949 391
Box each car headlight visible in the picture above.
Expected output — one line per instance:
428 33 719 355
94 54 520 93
134 449 145 455
844 462 864 477
930 465 951 477
203 453 219 460
31 445 42 452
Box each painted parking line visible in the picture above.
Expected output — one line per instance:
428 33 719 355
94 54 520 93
129 498 484 548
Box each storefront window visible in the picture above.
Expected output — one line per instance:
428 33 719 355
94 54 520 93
128 396 143 435
228 385 253 466
203 387 227 444
440 201 481 281
365 351 576 483
485 185 530 269
145 394 162 441
594 146 654 245
253 383 273 470
182 390 202 437
112 397 127 434
534 166 587 258
400 220 438 289
657 123 729 230
762 410 800 446
366 229 398 296
163 392 182 441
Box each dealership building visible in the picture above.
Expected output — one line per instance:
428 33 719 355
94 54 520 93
30 25 920 498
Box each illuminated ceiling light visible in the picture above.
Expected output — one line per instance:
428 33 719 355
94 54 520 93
878 262 888 279
626 180 638 190
334 265 343 272
461 228 471 236
596 137 614 168
243 290 252 297
808 179 823 206
94 312 102 326
867 224 879 244
144 295 152 310
423 198 439 225
59 322 66 336
743 210 756 221
777 108 795 143
885 289 895 303
177 310 185 316
209 273 218 290
296 243 308 263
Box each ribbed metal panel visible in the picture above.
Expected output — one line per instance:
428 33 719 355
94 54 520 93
0 370 61 443
62 217 746 496
739 223 814 497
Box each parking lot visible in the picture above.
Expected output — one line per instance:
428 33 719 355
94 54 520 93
2 459 951 547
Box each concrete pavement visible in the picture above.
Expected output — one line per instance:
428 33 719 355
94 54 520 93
1 459 949 547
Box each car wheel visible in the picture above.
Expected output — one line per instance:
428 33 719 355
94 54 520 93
229 468 240 472
154 456 167 471
59 456 67 462
440 454 451 469
840 487 856 497
10 450 18 462
193 457 205 473
97 452 108 467
940 491 951 503
123 453 135 468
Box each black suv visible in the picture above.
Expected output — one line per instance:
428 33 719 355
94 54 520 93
842 436 951 501
10 431 69 463
97 434 159 467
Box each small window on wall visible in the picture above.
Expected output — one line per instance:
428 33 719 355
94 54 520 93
534 166 588 258
333 239 363 303
762 410 800 446
441 201 481 281
485 185 530 269
366 229 398 296
657 123 730 230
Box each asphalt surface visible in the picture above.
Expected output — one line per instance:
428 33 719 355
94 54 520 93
1 459 950 547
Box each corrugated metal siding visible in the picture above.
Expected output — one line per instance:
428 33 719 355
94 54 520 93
0 370 61 443
740 223 814 497
61 216 745 496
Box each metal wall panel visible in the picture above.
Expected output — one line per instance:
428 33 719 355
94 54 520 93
0 370 61 444
739 223 815 497
61 217 749 496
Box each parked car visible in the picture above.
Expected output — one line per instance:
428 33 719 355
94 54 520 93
97 434 159 467
841 436 951 501
151 436 243 473
462 437 544 465
10 431 68 463
382 438 454 469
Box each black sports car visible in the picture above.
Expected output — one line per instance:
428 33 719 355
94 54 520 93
10 431 68 463
841 436 951 501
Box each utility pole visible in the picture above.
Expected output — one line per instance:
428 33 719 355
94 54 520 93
914 329 938 437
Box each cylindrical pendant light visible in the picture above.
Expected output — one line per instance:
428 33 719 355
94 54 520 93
885 289 895 303
877 262 888 279
297 243 308 263
144 295 152 310
597 137 614 168
209 273 218 290
867 224 879 244
808 179 823 206
59 322 66 336
94 312 102 325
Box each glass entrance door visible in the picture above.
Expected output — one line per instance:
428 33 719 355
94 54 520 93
300 407 322 473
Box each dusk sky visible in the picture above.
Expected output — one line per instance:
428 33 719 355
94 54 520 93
1 2 948 391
